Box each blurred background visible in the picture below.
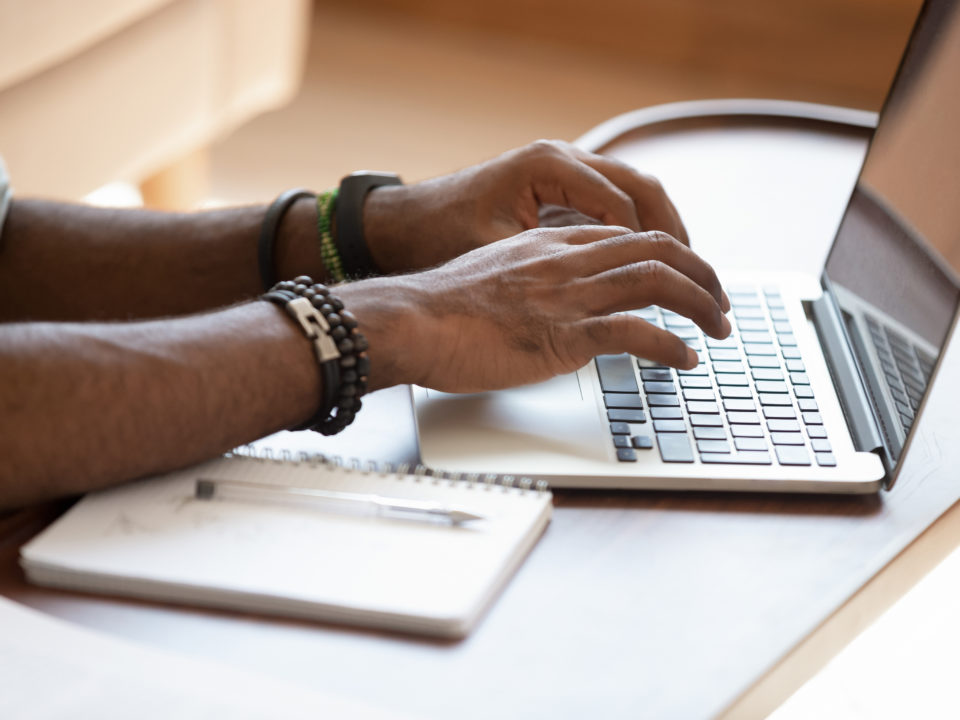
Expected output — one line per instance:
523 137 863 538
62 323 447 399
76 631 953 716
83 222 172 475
0 0 922 208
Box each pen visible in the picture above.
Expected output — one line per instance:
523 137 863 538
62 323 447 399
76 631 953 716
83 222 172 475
194 478 485 525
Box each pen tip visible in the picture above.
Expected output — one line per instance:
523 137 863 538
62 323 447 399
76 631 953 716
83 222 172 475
449 510 485 524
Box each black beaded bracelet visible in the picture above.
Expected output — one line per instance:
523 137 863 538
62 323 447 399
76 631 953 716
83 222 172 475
263 276 369 435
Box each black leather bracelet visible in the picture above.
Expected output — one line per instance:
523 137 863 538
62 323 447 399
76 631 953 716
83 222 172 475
258 188 315 291
335 171 402 278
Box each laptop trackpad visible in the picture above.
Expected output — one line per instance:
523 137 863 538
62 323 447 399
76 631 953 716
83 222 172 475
424 372 584 404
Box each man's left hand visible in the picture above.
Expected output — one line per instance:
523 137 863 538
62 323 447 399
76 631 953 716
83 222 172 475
362 139 689 274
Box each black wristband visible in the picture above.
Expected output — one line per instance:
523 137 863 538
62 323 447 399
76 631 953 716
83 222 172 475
258 188 315 291
335 171 402 278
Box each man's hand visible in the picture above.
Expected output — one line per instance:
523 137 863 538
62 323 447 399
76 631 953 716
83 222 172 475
363 140 689 274
340 225 729 394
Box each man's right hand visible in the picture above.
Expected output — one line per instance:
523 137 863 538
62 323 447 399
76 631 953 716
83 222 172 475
338 224 730 394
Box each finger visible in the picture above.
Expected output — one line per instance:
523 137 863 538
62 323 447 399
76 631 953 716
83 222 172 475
573 260 731 339
568 230 730 311
526 145 642 231
565 144 690 246
562 314 699 370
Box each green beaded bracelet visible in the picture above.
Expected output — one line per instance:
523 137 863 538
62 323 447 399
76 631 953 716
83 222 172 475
316 189 345 283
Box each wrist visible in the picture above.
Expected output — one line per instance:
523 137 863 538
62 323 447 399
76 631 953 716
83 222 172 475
337 274 430 391
274 195 327 283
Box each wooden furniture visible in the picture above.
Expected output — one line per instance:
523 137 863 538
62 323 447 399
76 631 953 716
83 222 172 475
0 0 310 207
3 101 959 719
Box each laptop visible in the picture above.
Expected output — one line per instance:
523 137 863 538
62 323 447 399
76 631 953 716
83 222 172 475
413 0 960 494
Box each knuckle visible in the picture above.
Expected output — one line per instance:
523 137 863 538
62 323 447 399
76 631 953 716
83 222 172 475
637 171 665 193
643 230 678 251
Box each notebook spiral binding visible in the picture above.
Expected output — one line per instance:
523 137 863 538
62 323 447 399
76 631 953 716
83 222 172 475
228 445 550 494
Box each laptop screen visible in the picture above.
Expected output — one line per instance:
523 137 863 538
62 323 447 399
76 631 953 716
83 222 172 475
822 0 960 464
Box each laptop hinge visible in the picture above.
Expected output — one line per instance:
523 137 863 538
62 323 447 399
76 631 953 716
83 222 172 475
811 293 884 455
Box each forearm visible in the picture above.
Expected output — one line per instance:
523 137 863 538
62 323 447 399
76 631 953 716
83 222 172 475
0 197 324 321
0 302 320 509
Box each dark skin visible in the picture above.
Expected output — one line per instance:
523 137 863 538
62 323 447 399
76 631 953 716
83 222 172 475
0 140 730 509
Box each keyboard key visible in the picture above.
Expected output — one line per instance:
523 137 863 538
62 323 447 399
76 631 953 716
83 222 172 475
769 308 789 321
637 358 667 368
806 425 828 439
797 398 818 412
607 409 647 423
793 386 815 398
613 436 630 448
748 355 781 368
697 439 731 453
743 343 778 356
775 445 811 466
785 359 806 373
767 419 801 432
693 426 726 440
689 414 724 427
781 346 802 359
726 411 761 424
686 401 719 414
778 334 797 346
802 412 823 425
815 452 837 467
737 318 768 331
653 419 687 433
676 365 709 376
716 374 750 386
713 361 745 374
723 399 756 412
644 381 676 395
773 321 793 335
811 438 832 452
755 380 788 393
730 424 764 438
647 393 681 407
758 393 792 406
741 330 772 344
700 451 772 465
640 367 673 382
596 355 639 393
735 437 768 451
656 433 695 463
610 422 631 435
709 348 741 362
650 406 683 420
683 388 716 402
706 336 739 348
752 368 784 381
631 435 654 449
617 447 638 462
790 372 810 385
733 307 764 319
762 406 796 420
680 375 712 389
770 432 805 445
604 393 644 409
720 386 753 399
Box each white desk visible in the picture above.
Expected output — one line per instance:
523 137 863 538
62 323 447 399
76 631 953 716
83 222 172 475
3 101 959 719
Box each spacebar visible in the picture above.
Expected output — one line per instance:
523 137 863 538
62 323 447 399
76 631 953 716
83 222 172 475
656 433 694 463
699 451 772 465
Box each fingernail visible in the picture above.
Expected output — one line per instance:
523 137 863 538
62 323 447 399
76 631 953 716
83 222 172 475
721 289 731 313
686 346 699 369
720 314 732 337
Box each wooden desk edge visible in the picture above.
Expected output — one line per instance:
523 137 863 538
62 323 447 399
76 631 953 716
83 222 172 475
719 495 960 718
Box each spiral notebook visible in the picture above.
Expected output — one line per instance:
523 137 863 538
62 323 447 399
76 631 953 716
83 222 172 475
19 453 553 638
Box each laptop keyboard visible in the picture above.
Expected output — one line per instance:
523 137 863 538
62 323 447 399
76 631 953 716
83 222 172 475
597 287 836 468
864 313 935 435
